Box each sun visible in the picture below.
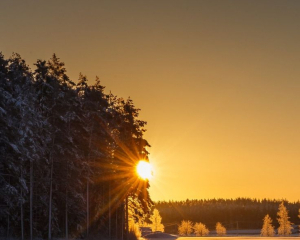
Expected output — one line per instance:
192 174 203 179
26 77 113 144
136 161 153 180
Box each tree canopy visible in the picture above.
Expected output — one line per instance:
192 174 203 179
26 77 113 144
155 198 300 233
0 53 152 239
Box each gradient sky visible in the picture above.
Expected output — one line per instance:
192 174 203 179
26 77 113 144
1 0 300 202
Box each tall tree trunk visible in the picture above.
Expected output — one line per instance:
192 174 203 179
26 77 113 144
115 207 118 240
7 177 10 240
30 160 33 240
86 127 93 237
86 177 89 237
48 134 56 240
21 188 24 240
48 141 54 240
20 167 24 240
126 196 128 240
7 213 9 240
65 187 68 240
109 181 111 240
121 203 124 240
66 116 70 240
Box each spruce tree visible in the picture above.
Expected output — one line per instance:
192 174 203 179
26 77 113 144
0 53 152 239
261 214 275 236
277 202 293 236
0 52 20 239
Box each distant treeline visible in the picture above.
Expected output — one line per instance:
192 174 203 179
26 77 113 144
0 53 152 239
155 198 300 232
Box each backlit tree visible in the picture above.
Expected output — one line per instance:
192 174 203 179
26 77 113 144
149 209 164 232
216 222 226 236
178 220 193 236
194 222 209 236
261 214 275 236
0 52 153 239
277 202 293 236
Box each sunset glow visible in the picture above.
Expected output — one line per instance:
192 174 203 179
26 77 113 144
136 161 153 180
2 0 300 203
4 2 300 239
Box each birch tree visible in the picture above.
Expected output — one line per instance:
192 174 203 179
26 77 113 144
216 222 226 236
194 222 209 236
149 209 164 232
178 220 193 236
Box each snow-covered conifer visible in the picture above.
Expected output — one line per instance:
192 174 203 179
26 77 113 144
261 214 275 236
277 202 293 236
0 53 152 239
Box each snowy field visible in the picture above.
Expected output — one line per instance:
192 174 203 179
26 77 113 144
143 230 300 240
178 238 300 240
144 236 300 240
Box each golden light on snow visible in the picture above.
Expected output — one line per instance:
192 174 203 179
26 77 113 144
136 160 153 180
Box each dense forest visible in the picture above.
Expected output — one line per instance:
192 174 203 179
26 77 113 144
0 53 152 239
155 198 300 233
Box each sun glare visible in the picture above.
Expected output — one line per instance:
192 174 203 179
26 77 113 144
136 161 153 180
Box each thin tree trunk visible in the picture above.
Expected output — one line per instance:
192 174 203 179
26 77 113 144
48 134 56 240
65 187 68 240
48 157 53 240
7 177 10 240
21 188 24 240
21 166 24 240
86 126 93 237
115 207 118 240
66 116 70 240
121 203 124 240
30 160 33 240
109 181 111 240
126 196 128 240
48 138 54 240
7 213 9 240
86 177 89 237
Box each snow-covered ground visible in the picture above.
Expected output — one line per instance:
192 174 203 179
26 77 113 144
144 237 300 240
143 232 300 240
179 238 300 240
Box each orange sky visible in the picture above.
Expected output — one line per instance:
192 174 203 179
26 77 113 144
1 0 300 202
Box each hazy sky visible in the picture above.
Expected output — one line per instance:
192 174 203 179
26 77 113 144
1 0 300 202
